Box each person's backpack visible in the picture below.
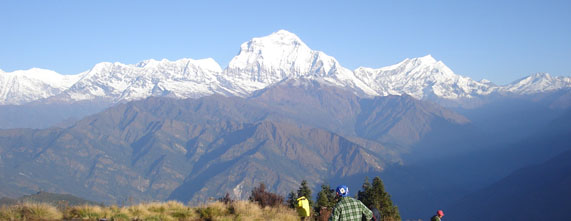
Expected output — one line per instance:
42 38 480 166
296 196 310 217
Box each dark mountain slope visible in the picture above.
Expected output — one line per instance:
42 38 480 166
251 79 470 152
448 148 571 221
0 97 261 203
382 110 571 219
169 120 386 203
356 95 469 148
249 79 362 135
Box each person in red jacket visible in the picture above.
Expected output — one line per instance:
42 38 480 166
431 210 444 221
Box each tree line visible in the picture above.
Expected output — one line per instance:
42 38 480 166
241 176 400 221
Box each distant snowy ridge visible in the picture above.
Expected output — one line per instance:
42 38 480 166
500 73 571 95
354 55 496 99
0 30 569 105
48 58 224 103
0 68 81 105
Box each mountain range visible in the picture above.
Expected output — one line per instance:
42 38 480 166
1 30 569 106
0 83 468 204
0 30 570 220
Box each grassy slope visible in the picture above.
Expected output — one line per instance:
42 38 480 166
0 200 299 220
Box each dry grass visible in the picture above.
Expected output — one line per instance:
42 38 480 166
0 200 297 220
230 201 298 221
0 205 21 221
0 202 63 220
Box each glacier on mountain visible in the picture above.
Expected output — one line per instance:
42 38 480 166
0 30 569 105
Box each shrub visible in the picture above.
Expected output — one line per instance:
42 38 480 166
218 192 234 205
248 183 285 208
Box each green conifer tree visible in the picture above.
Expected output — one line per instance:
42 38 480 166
357 176 372 207
297 180 313 208
286 191 297 209
315 184 336 209
358 176 401 221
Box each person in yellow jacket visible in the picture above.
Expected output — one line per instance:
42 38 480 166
297 196 311 220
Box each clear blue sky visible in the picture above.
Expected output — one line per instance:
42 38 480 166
1 0 570 85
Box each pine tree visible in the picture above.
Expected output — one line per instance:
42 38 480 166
358 176 401 221
286 191 297 209
315 184 336 209
357 176 372 207
297 180 313 208
315 184 336 220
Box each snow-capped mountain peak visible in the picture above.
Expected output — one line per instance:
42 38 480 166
354 55 494 99
247 29 306 49
502 72 571 94
521 72 552 81
410 54 438 65
57 58 224 102
0 30 569 106
227 30 314 79
223 30 377 96
0 68 82 104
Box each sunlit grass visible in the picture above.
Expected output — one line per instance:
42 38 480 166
0 205 22 220
0 200 298 220
4 202 63 220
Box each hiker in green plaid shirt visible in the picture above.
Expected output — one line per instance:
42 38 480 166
329 185 373 221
